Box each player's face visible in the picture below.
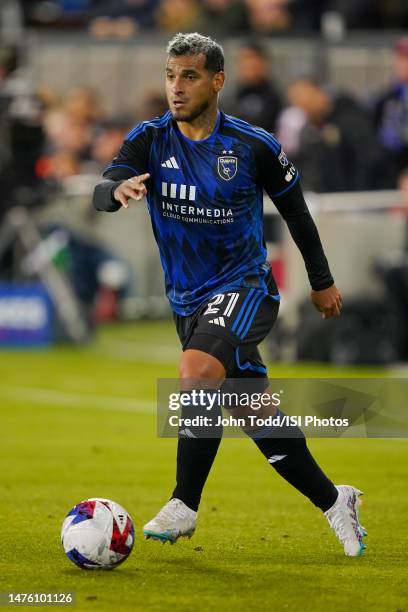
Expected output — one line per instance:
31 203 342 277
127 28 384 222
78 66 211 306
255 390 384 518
165 54 223 122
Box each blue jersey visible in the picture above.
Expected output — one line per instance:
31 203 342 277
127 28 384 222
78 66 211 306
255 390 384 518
103 111 300 315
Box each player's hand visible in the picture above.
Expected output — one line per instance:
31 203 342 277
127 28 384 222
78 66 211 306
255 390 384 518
311 284 342 319
113 174 150 208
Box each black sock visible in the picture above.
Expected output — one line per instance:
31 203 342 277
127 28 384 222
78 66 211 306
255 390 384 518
247 413 338 512
171 391 223 512
172 436 222 511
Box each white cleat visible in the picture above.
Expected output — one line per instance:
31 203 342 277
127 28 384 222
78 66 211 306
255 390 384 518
325 485 367 557
143 498 197 544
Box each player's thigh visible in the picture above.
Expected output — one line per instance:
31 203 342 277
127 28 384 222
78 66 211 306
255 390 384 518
173 310 227 385
183 286 279 378
179 348 226 382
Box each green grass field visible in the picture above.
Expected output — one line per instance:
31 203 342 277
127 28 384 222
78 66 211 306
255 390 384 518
1 322 407 611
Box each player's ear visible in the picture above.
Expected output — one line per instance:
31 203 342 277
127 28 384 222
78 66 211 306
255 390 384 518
213 71 225 93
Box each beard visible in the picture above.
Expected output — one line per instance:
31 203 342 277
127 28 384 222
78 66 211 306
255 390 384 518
170 98 210 122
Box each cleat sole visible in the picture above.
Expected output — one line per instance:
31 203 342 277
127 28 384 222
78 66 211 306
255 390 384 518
142 527 195 544
143 530 177 544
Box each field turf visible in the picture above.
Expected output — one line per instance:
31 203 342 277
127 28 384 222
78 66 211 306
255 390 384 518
1 321 407 611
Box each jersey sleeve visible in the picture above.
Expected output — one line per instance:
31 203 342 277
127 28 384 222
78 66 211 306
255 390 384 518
93 124 153 213
255 135 300 199
102 125 153 181
254 135 334 291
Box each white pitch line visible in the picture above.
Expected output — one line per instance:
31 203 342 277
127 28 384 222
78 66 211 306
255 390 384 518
0 384 154 414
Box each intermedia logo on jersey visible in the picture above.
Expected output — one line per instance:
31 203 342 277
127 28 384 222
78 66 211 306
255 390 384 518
161 181 234 224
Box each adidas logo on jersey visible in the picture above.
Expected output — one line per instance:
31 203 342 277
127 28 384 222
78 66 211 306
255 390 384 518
161 156 179 169
208 317 225 327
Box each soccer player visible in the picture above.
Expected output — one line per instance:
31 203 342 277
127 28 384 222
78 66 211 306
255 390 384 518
93 33 366 556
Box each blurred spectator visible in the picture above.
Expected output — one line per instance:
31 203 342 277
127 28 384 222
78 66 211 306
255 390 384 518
285 78 385 192
42 109 93 167
223 40 283 133
388 167 408 239
89 0 158 38
63 85 105 127
327 0 378 29
0 0 24 43
276 105 307 155
89 15 137 39
199 0 249 36
46 150 80 179
37 85 106 182
23 0 93 28
326 0 408 30
398 168 408 215
18 0 408 31
0 45 44 217
155 0 203 32
245 0 292 34
89 118 130 172
290 0 327 31
138 90 168 121
373 167 408 359
372 39 408 186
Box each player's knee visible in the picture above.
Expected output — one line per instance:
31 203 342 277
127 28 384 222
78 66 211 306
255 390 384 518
179 349 225 383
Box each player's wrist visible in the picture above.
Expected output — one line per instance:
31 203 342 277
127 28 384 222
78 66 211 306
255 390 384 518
310 279 334 292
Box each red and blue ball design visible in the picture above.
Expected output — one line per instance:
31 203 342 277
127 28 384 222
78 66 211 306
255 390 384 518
61 498 134 569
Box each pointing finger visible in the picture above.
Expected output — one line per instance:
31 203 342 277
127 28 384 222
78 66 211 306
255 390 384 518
119 195 129 208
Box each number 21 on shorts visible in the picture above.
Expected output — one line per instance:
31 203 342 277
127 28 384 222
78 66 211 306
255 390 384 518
204 292 239 317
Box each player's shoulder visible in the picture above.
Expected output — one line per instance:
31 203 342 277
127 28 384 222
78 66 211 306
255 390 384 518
221 112 281 156
125 111 172 142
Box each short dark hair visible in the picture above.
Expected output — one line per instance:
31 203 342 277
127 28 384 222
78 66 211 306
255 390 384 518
166 32 224 73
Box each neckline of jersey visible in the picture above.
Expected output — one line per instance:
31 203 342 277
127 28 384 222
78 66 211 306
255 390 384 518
173 110 221 144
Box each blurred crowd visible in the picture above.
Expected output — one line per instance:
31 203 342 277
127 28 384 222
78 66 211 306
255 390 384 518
2 36 408 212
2 0 408 38
1 29 408 336
227 38 408 192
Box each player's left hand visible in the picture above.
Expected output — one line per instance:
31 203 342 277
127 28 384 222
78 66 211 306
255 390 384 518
311 284 342 319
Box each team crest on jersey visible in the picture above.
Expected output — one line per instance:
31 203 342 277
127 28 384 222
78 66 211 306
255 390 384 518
217 154 238 181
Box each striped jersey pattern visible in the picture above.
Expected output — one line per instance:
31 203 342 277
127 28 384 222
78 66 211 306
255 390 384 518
103 111 298 315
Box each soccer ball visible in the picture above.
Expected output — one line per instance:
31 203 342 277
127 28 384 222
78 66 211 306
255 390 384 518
61 498 134 569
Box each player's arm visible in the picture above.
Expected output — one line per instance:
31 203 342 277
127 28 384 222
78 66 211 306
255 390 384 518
93 130 151 212
272 180 341 319
256 140 342 319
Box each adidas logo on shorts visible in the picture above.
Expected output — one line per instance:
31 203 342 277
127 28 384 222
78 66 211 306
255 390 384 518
208 317 225 327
